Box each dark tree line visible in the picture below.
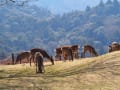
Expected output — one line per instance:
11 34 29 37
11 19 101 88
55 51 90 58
0 0 34 6
0 0 120 59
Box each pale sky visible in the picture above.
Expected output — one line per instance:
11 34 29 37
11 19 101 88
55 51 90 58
33 0 111 13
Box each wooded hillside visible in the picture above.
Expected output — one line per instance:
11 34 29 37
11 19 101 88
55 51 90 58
0 0 120 59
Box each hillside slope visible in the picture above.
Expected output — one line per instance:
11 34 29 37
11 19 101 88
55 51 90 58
0 51 120 90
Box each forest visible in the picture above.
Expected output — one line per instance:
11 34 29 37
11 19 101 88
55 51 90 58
0 0 120 59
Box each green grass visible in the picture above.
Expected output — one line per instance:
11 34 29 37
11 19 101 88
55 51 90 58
0 51 120 90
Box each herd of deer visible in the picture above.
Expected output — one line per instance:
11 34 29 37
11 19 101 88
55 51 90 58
15 48 54 66
14 42 120 66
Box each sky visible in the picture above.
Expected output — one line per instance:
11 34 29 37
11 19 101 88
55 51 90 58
33 0 110 14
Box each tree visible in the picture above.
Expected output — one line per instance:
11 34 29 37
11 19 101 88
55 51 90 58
0 0 34 6
86 6 91 12
113 0 119 5
96 0 105 15
106 0 112 4
113 0 120 14
99 0 104 7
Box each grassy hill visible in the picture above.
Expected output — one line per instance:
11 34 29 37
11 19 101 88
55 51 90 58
0 51 120 90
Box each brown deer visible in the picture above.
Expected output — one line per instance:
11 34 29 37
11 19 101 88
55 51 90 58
35 52 45 73
81 45 98 58
71 45 79 59
55 45 79 61
30 48 54 66
15 51 31 64
61 46 73 61
55 47 62 60
109 42 120 52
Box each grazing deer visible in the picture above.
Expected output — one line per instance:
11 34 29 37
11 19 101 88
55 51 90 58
109 42 120 52
81 45 98 58
30 48 54 66
55 47 62 60
55 45 79 61
15 51 31 64
71 45 79 59
61 46 73 61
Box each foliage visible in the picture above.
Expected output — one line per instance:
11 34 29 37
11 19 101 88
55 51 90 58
0 0 120 58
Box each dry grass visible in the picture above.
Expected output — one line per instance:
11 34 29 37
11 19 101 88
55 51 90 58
0 51 120 90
